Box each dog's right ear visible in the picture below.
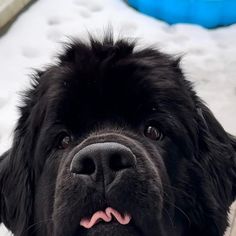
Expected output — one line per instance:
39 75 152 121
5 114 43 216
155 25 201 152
0 74 45 235
0 68 51 235
0 127 36 236
0 149 11 226
0 146 34 235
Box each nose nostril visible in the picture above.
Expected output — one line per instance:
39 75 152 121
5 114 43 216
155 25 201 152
74 157 96 175
81 158 96 175
109 153 133 172
71 143 136 178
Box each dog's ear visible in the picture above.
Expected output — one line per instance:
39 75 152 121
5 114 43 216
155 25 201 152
0 150 13 227
229 135 236 198
196 101 236 201
0 135 35 235
0 151 9 224
0 71 47 235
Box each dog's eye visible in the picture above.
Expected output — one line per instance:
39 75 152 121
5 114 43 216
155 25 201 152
58 134 72 149
144 125 163 141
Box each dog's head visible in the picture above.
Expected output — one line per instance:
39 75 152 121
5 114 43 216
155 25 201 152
0 35 236 236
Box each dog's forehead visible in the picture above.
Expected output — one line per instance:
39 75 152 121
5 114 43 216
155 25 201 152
57 64 178 114
38 40 195 125
60 52 179 105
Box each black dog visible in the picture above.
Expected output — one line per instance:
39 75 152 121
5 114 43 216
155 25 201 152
0 35 236 236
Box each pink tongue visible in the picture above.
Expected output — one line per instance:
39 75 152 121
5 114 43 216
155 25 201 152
80 207 131 229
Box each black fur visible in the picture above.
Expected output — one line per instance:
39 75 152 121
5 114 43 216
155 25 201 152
0 34 236 236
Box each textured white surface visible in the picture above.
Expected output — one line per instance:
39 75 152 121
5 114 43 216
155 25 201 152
0 0 235 235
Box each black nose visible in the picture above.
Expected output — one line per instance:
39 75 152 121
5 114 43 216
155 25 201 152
70 142 136 185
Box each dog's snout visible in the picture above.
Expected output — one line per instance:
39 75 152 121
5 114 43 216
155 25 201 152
70 142 136 184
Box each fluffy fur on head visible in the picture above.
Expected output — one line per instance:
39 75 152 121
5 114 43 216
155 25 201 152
0 34 236 236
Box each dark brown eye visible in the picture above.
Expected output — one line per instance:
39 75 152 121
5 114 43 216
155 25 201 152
144 125 163 141
58 134 71 149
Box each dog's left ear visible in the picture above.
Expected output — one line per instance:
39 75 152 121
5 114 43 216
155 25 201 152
196 101 236 200
229 135 236 198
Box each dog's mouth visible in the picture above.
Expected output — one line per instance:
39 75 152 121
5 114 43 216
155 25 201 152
80 207 131 229
53 134 164 236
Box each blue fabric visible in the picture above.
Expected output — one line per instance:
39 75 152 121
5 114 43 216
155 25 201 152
127 0 236 28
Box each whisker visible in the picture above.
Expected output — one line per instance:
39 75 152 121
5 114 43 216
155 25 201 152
162 190 191 226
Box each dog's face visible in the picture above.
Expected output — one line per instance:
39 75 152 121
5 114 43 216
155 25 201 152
0 36 236 236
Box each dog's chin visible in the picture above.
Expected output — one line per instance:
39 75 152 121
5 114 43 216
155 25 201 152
78 222 142 236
